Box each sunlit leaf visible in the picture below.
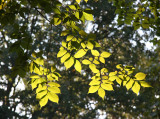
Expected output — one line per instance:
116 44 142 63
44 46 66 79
64 57 74 69
109 72 117 76
39 95 48 108
69 5 76 10
34 58 44 66
48 87 61 94
57 48 67 57
76 0 81 3
89 64 99 73
101 83 114 91
126 79 134 90
89 79 100 85
116 77 122 85
36 90 47 99
140 81 152 87
30 75 40 79
135 72 146 80
99 57 105 63
61 53 70 63
101 51 111 58
48 92 59 103
91 50 99 56
93 59 100 64
48 82 60 87
66 35 74 41
75 60 81 73
82 59 91 65
88 85 100 93
98 87 105 100
87 41 94 49
83 12 94 21
74 49 87 58
132 82 140 95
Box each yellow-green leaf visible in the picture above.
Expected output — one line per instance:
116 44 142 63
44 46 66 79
91 50 99 56
101 51 111 58
98 87 105 100
83 12 94 21
89 79 100 85
101 68 108 73
34 58 44 66
76 0 81 3
99 57 105 63
86 41 94 49
57 48 67 57
36 90 47 99
101 83 113 91
126 79 134 90
93 59 100 64
102 80 113 84
109 72 117 76
89 64 99 73
116 77 122 86
82 59 91 65
132 82 140 95
61 53 70 63
30 75 40 79
74 49 87 58
66 35 74 41
69 5 76 10
140 81 152 87
39 95 48 108
48 92 59 103
109 76 118 81
75 60 81 73
64 57 74 69
135 72 146 80
48 82 60 87
48 87 61 94
88 85 100 93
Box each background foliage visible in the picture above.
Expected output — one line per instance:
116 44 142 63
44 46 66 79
0 0 159 118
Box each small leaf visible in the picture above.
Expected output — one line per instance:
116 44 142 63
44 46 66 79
83 12 94 21
61 53 70 63
135 72 146 80
34 58 44 66
48 82 60 87
74 49 87 58
89 80 100 85
76 0 81 3
48 87 61 94
101 52 111 58
82 59 91 65
101 83 113 91
66 35 74 41
140 81 152 87
57 48 67 57
48 92 59 103
126 79 134 90
69 5 76 10
99 57 105 63
89 64 99 73
93 59 100 64
64 57 74 69
108 76 118 81
39 95 48 108
86 41 94 49
36 90 47 99
88 85 100 93
30 75 40 79
109 72 117 76
132 82 140 95
116 77 122 86
91 50 99 56
98 87 105 100
75 60 81 73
